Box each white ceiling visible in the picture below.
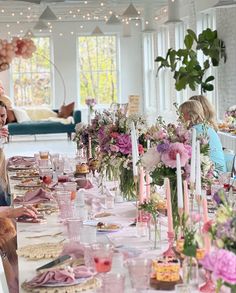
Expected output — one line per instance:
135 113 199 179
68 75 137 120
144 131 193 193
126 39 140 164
0 0 167 23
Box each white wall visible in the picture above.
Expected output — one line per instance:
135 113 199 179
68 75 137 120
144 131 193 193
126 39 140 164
0 20 143 120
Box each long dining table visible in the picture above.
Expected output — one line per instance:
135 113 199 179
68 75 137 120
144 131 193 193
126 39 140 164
8 164 185 293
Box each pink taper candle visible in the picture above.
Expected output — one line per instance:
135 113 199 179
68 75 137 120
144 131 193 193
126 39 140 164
165 177 174 234
183 180 189 216
202 195 211 252
139 167 145 203
145 171 150 200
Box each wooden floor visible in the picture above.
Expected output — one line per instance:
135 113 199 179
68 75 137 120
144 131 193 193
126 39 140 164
4 134 76 159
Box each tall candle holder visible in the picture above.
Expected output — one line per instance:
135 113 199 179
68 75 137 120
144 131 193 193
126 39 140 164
163 231 176 257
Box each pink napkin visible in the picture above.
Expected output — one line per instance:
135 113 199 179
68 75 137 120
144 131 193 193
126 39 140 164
7 156 35 167
60 241 84 260
13 188 52 204
25 266 95 288
76 179 93 189
26 269 75 287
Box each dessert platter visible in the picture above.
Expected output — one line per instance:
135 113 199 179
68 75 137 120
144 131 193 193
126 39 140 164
151 257 182 290
74 163 90 177
96 222 122 232
8 164 36 171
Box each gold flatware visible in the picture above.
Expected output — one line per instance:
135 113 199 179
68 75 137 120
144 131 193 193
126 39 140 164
26 232 62 239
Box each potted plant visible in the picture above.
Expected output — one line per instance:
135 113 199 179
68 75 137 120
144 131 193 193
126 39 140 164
155 28 226 93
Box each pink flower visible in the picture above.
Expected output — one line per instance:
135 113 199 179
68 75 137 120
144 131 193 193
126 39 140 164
191 213 202 223
201 249 236 285
110 144 119 152
116 134 132 155
161 142 191 168
110 132 119 139
202 220 214 233
155 130 166 140
138 144 144 155
141 147 161 172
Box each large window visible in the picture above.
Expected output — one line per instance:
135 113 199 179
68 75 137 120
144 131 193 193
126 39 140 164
11 37 52 107
156 27 170 112
78 35 118 106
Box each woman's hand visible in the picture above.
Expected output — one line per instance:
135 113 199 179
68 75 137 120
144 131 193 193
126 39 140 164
0 126 8 138
3 206 38 219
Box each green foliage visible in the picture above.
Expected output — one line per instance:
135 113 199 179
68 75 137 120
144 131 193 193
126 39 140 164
155 28 226 93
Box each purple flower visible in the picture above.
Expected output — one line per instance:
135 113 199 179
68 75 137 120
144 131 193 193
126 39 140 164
213 192 222 205
157 143 170 153
116 134 132 155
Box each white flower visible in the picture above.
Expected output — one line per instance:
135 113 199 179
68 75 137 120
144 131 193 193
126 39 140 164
75 122 86 132
141 147 161 172
200 154 212 176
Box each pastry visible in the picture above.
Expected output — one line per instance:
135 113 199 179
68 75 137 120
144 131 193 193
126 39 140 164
153 257 180 282
88 159 99 171
76 163 89 174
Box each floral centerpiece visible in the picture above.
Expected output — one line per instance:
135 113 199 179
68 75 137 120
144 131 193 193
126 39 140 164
97 111 147 200
201 188 236 292
141 117 214 229
74 110 113 158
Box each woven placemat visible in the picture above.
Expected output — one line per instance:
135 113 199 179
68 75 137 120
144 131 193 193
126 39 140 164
17 242 64 260
21 277 101 293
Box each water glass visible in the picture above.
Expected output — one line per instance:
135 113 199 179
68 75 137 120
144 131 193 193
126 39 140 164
175 284 191 292
136 221 148 237
98 273 125 293
67 218 83 241
63 182 77 200
126 258 152 290
92 243 113 273
80 226 97 244
54 158 64 173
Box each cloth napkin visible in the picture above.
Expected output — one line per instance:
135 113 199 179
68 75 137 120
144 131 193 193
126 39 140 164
60 241 84 260
13 188 52 204
76 179 93 189
25 266 95 288
7 156 35 167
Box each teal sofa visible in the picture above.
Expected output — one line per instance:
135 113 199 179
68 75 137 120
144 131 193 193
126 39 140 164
7 109 81 140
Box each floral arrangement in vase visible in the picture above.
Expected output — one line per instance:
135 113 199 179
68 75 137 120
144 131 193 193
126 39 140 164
201 188 236 292
74 110 113 158
97 111 147 200
141 117 214 228
0 37 36 71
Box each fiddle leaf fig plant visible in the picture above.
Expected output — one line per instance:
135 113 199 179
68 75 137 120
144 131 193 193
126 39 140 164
155 28 226 93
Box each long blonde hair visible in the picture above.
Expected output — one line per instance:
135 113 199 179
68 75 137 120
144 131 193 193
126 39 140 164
179 100 205 126
189 95 218 130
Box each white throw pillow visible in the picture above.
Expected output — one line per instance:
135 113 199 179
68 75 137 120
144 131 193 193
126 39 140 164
25 107 57 121
13 107 31 123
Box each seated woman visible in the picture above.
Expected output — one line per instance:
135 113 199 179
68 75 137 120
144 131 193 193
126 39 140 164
0 218 18 293
179 100 226 173
189 95 218 131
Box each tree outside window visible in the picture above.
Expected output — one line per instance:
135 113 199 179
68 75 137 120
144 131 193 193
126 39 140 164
78 35 118 106
11 37 52 107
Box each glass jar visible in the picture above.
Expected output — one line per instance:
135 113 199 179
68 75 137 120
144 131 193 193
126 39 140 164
182 256 199 290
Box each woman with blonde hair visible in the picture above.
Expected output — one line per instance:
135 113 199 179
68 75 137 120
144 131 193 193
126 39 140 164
189 95 218 131
179 100 226 173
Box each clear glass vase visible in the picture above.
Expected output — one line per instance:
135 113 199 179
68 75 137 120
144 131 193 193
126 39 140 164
148 216 161 249
182 256 199 290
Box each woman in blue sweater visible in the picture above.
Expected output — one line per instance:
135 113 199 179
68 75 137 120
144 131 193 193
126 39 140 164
179 100 226 173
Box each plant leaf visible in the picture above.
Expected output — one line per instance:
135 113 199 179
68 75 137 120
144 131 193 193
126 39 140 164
184 34 194 50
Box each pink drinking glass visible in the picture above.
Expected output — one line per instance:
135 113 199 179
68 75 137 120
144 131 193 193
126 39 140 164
126 258 152 290
97 273 125 293
67 218 83 241
92 243 113 273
